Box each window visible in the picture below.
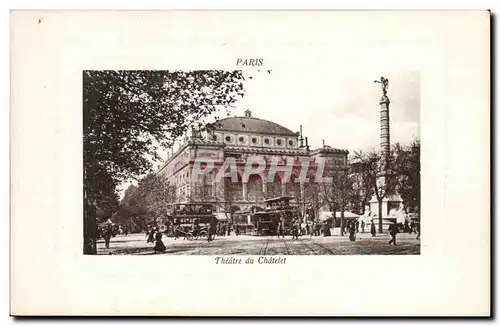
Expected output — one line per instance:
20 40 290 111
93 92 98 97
276 139 282 146
288 140 294 146
252 137 257 144
239 136 245 143
264 138 270 145
213 135 217 141
225 135 231 142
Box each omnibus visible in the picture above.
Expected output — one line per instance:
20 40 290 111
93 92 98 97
165 203 217 238
250 196 301 236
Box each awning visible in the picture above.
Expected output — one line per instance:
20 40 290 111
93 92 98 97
388 209 407 223
319 211 360 221
215 212 230 221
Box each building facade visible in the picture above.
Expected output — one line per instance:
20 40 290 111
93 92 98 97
156 113 349 213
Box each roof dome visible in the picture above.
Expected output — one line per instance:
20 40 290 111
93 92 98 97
215 116 297 136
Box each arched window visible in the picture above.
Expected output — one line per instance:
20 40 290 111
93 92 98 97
285 174 297 198
266 173 282 198
219 173 243 203
247 174 264 201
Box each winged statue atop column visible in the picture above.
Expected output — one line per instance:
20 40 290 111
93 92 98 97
374 76 389 96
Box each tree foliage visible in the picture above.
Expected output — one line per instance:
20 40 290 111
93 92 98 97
322 167 356 235
117 174 177 231
351 139 420 232
83 70 245 253
392 140 421 214
84 70 245 190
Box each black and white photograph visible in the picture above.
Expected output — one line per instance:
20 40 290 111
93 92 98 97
84 68 420 256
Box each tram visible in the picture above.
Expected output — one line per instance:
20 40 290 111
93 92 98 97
250 196 300 236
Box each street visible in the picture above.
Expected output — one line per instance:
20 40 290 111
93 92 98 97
97 232 420 255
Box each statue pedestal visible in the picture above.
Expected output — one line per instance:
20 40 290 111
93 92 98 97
368 193 403 232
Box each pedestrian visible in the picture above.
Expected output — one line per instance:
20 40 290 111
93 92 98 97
349 222 356 241
227 223 232 236
277 218 285 239
361 220 365 233
404 220 410 233
305 223 310 236
235 223 240 236
355 219 360 233
291 223 298 240
173 218 180 240
102 224 112 249
388 222 399 245
207 217 216 242
370 221 376 237
193 219 200 239
153 228 166 253
409 221 415 234
146 227 155 243
322 221 329 237
416 222 420 240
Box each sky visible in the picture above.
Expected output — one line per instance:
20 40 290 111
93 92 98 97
233 67 420 152
117 42 421 197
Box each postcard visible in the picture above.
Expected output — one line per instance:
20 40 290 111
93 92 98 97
10 10 490 316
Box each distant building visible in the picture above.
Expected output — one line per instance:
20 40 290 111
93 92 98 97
156 114 348 212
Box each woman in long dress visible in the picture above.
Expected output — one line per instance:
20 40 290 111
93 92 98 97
349 222 356 241
370 220 376 237
153 228 166 253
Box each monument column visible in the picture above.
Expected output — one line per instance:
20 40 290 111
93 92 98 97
379 95 390 157
369 77 403 232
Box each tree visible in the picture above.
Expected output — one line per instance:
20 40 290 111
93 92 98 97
352 141 420 233
83 70 245 253
322 167 355 236
118 174 177 230
191 173 238 222
352 150 397 234
392 140 421 215
302 174 323 223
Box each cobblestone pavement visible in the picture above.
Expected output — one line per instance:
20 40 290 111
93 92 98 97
97 232 420 255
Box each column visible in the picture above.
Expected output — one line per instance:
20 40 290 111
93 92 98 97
262 182 267 196
211 182 216 198
379 96 391 157
242 182 248 201
281 182 286 197
221 180 226 202
300 183 305 222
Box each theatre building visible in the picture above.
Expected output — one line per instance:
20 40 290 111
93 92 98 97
156 111 349 212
